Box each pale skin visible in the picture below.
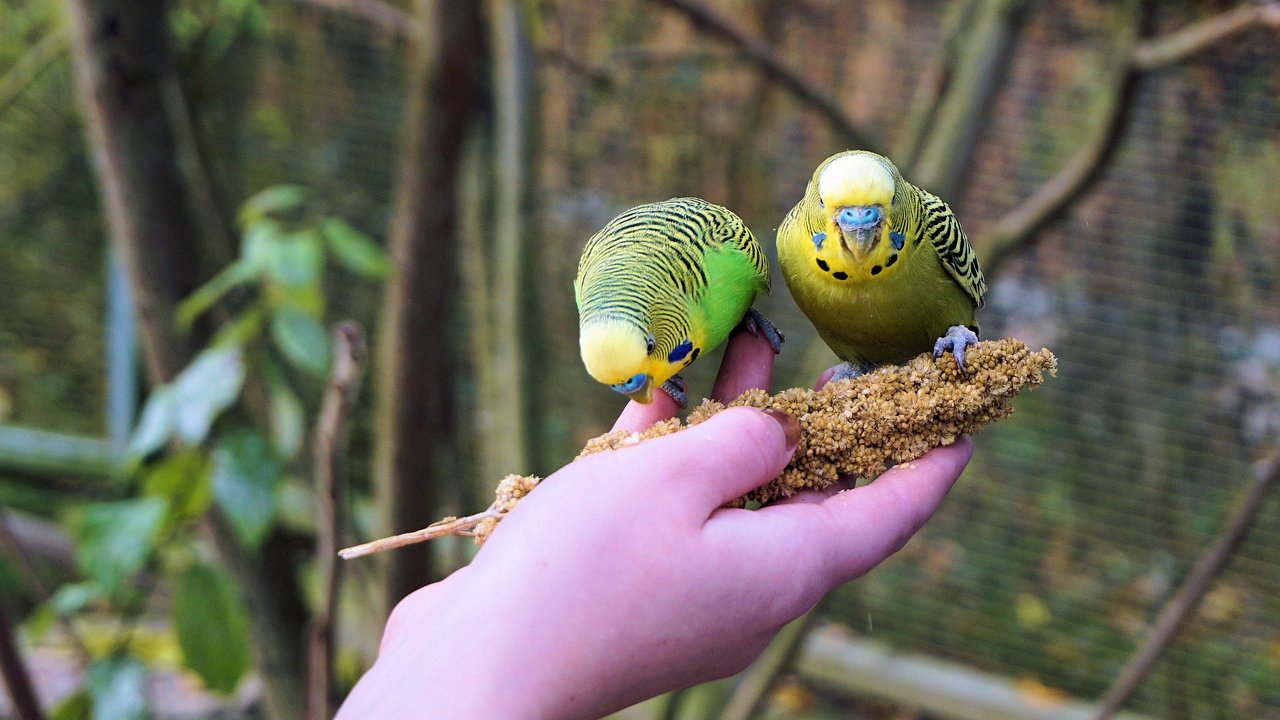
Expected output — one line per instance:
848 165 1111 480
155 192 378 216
338 328 972 719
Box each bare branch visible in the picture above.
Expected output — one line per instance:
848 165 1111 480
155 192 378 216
977 2 1145 275
339 506 506 559
648 0 883 152
1132 2 1280 70
981 1 1280 273
284 0 416 40
306 323 365 720
0 596 44 720
0 511 91 668
1090 448 1280 720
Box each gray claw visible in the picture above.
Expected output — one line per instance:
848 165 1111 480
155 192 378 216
829 361 871 383
742 308 785 355
933 325 979 370
660 376 688 409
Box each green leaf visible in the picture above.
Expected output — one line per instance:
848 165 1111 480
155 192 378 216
175 260 256 329
126 385 176 461
264 229 323 288
89 657 147 720
49 582 106 615
172 562 250 694
322 218 392 278
70 498 167 593
141 447 213 524
241 218 285 271
49 690 91 720
211 431 281 548
171 345 246 445
210 306 265 348
269 384 306 459
238 185 308 226
270 305 330 376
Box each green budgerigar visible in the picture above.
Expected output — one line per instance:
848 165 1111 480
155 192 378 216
777 150 987 380
575 197 782 406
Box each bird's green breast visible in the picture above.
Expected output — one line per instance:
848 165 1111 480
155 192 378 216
691 244 769 351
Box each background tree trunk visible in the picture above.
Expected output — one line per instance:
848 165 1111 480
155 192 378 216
374 0 486 612
64 2 307 717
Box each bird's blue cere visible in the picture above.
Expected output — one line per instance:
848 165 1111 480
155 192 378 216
837 206 882 232
610 373 648 395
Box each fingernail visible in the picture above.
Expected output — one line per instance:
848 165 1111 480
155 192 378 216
763 409 800 454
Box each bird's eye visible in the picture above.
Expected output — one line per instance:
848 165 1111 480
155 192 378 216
818 198 824 209
645 334 656 354
610 373 648 395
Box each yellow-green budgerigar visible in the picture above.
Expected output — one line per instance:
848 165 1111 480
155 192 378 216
777 150 986 380
575 197 782 406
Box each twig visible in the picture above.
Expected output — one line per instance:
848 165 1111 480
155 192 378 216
0 510 91 668
1132 1 1280 70
0 594 45 720
1090 447 1280 720
0 29 68 117
648 0 883 152
338 506 506 559
284 0 417 40
306 323 365 720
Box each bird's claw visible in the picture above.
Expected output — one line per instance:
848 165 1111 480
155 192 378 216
829 361 872 383
742 308 785 355
933 325 979 371
660 376 688 409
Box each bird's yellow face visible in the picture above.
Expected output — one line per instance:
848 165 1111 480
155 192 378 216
579 318 685 404
811 152 904 281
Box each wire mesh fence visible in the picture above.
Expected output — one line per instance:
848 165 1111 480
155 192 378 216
2 0 1279 716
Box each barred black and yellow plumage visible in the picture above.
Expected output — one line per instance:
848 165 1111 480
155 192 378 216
777 150 985 377
575 197 777 404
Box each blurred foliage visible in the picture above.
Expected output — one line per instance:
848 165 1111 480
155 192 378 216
2 0 1280 717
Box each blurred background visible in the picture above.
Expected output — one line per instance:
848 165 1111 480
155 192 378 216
2 0 1279 718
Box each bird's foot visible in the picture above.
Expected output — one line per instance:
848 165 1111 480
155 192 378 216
741 308 785 355
829 361 873 383
933 325 979 371
660 376 688 409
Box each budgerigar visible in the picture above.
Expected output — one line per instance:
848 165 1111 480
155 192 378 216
776 150 986 380
575 197 782 406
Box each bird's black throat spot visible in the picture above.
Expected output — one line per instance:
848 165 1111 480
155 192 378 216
690 347 701 362
816 259 829 272
832 271 848 280
870 265 883 275
885 253 898 267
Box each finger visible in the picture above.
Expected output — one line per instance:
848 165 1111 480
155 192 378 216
629 406 799 512
815 366 836 390
769 476 858 505
611 385 682 433
803 437 972 584
711 327 776 402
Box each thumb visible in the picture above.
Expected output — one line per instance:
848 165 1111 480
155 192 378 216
636 407 800 512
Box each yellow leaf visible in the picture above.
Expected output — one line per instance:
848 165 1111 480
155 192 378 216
1016 592 1051 629
1015 676 1070 708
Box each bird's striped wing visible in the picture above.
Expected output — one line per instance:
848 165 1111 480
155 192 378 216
919 190 987 308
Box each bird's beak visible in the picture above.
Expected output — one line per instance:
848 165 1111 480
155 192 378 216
836 205 883 258
624 377 654 404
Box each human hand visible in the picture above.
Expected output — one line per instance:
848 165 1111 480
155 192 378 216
339 328 972 719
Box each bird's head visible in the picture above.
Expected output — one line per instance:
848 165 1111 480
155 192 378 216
816 152 897 264
579 318 663 403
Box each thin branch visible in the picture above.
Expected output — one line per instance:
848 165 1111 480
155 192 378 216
1090 448 1280 720
0 29 68 117
0 595 45 720
978 1 1146 276
648 0 883 152
284 0 417 40
338 505 506 559
0 511 91 668
981 1 1280 274
1132 1 1280 70
306 323 365 720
